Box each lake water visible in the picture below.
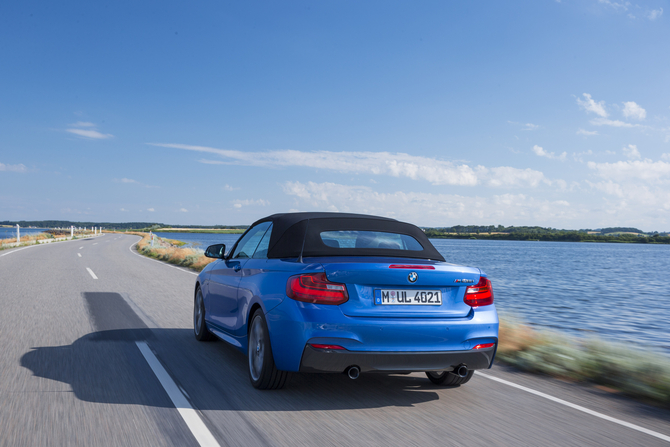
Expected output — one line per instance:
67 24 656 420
154 232 241 251
0 227 46 240
157 232 670 353
430 239 670 354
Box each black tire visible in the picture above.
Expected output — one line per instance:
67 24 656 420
248 310 289 390
426 370 475 386
194 287 215 341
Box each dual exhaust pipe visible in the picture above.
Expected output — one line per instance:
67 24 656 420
346 364 468 380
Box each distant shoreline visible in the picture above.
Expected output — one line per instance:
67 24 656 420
426 232 670 244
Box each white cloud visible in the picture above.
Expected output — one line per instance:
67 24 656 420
588 180 625 198
66 128 113 139
151 143 549 188
120 208 128 212
577 93 608 117
147 208 155 212
647 8 663 20
622 101 646 120
179 208 188 212
661 153 670 161
198 159 226 165
508 121 539 131
113 178 158 188
231 199 269 208
587 159 670 183
70 121 96 128
222 184 238 191
577 129 599 136
282 181 576 226
532 145 567 161
590 117 639 128
0 162 27 173
622 144 641 159
573 150 594 163
598 0 628 12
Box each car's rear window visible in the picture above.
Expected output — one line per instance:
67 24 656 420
319 230 424 251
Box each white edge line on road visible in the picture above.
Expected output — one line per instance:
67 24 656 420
478 373 670 443
86 267 98 280
0 245 39 257
128 239 198 276
78 253 82 257
135 341 220 447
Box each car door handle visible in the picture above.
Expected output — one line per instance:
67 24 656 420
234 265 241 272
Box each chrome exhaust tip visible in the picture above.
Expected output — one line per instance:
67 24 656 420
347 366 360 380
455 364 468 378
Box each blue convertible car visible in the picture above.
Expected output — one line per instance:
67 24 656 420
194 213 498 389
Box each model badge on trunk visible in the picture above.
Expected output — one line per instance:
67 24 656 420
408 272 418 283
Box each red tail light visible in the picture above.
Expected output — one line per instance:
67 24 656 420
287 273 349 305
464 276 494 307
472 343 495 350
389 265 435 270
309 344 346 350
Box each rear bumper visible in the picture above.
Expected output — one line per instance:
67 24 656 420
299 345 496 373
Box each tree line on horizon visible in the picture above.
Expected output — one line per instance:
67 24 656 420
423 225 670 244
422 225 664 235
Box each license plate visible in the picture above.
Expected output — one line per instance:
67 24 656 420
374 289 442 305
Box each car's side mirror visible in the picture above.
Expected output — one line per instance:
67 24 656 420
204 244 226 259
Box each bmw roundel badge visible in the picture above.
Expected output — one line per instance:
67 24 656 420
408 272 418 283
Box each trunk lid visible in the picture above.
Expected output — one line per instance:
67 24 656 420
316 257 480 318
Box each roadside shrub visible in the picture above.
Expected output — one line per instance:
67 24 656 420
134 233 215 272
497 313 670 407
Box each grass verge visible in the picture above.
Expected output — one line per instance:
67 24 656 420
133 232 215 271
498 314 670 407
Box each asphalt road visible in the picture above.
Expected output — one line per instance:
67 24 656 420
1 234 669 446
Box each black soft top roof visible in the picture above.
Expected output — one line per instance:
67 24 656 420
247 212 444 261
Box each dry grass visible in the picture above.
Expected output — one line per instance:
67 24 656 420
497 315 546 354
0 232 69 247
0 230 95 250
134 233 215 272
497 313 670 407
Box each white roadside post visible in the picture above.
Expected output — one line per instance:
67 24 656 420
71 226 74 238
151 231 154 247
16 224 20 243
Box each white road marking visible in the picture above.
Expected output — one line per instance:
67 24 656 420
93 243 98 245
478 373 670 443
79 246 84 249
135 341 220 447
78 253 82 257
86 268 98 279
128 240 198 276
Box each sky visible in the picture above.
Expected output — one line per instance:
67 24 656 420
1 0 669 230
